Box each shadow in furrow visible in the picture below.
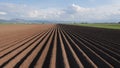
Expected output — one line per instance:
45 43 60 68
80 35 120 61
0 32 45 68
71 32 120 67
0 36 30 53
68 33 111 67
29 30 54 68
42 30 55 68
76 32 120 54
0 32 43 58
56 29 64 68
14 30 51 68
60 30 79 68
62 30 94 68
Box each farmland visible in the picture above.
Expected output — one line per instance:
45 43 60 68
0 24 120 68
74 23 120 29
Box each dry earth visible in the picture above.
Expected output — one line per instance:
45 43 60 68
0 24 120 68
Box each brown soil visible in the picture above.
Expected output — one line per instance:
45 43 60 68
0 24 120 68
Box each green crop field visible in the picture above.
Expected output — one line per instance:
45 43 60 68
74 23 120 29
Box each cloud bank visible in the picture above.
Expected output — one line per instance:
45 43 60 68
0 11 7 15
0 2 120 22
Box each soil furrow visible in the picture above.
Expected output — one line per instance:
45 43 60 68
29 28 54 68
0 24 120 68
13 28 52 68
0 29 50 67
61 27 98 68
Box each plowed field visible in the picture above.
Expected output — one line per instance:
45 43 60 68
0 24 120 68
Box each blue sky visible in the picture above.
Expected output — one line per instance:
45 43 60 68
0 0 114 8
0 0 120 22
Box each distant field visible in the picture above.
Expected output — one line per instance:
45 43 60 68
74 23 120 29
1 24 120 67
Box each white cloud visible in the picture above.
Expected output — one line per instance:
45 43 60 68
26 9 65 20
0 3 64 20
28 10 39 18
71 4 91 12
0 2 120 22
61 4 120 22
0 11 7 15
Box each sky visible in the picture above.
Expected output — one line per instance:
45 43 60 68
0 0 120 22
